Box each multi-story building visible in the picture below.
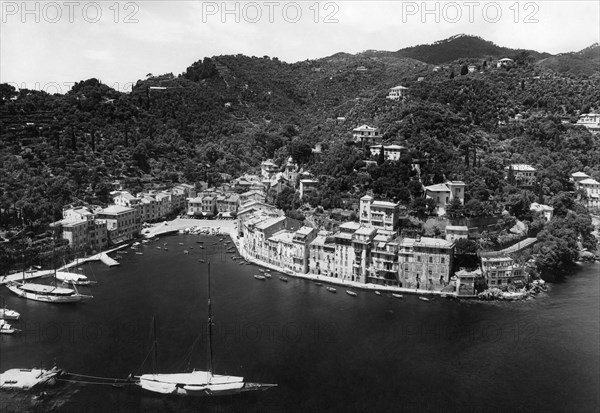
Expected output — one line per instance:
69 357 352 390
368 233 399 286
97 205 140 244
308 231 336 277
480 256 526 290
292 226 317 274
267 230 295 270
239 190 266 205
424 181 465 216
245 216 293 262
359 195 400 231
261 160 279 180
505 164 537 187
215 193 240 216
574 177 600 209
351 227 377 283
398 236 454 290
386 85 408 100
352 125 382 146
52 206 108 254
333 222 361 281
454 268 481 296
369 144 406 161
529 203 554 222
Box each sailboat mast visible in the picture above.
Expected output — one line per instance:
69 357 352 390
207 262 214 377
153 316 158 375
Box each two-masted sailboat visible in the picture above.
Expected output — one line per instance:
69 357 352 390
6 242 93 303
135 263 277 396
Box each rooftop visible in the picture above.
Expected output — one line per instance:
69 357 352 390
506 164 536 172
101 205 134 215
579 178 600 185
353 124 378 132
255 216 286 231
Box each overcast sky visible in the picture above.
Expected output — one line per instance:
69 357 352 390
1 1 598 93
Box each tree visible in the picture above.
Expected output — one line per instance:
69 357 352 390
460 64 468 76
377 145 385 166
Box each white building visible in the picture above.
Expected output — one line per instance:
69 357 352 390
424 181 465 216
386 85 408 100
445 225 469 242
529 203 554 222
575 178 600 209
309 231 336 277
576 113 600 131
352 125 382 146
359 195 400 231
369 144 406 161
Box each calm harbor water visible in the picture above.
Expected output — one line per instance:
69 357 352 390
1 234 599 413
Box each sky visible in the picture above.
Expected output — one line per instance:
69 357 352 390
1 1 599 93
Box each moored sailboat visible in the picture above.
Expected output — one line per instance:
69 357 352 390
134 262 277 396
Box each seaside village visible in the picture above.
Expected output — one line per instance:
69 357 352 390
46 104 600 300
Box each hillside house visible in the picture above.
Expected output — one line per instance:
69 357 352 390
576 113 600 131
386 85 408 100
424 181 465 216
369 144 406 161
505 164 537 187
497 58 514 68
352 125 382 146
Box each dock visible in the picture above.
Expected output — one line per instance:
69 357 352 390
99 253 120 267
0 270 54 286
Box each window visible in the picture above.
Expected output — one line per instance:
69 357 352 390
429 257 433 263
441 257 445 264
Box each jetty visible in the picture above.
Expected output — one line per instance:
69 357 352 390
99 253 120 267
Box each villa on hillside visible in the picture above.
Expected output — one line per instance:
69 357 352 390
386 85 408 100
352 125 382 146
424 181 466 216
576 113 600 131
369 144 406 161
505 164 537 187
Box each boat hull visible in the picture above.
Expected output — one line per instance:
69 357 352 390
137 372 276 397
6 284 93 303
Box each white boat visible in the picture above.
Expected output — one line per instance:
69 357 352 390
263 273 271 279
254 275 266 281
326 287 337 293
346 290 357 297
55 271 96 286
391 294 403 299
0 299 20 320
135 263 277 397
0 319 19 334
7 248 92 304
279 277 288 282
418 297 430 302
6 282 93 303
0 366 64 390
374 291 381 296
314 282 323 286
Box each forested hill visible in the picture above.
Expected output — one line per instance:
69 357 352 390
1 35 600 236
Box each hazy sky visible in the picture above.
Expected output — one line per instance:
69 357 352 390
1 1 598 93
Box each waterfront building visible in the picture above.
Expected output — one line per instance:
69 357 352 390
445 225 469 242
308 231 336 277
267 230 295 270
386 85 408 100
480 256 526 290
398 236 454 290
352 125 382 146
368 233 400 286
187 195 216 217
244 216 300 263
51 206 108 253
97 205 140 244
359 195 400 231
454 268 481 296
505 164 537 187
215 193 240 216
292 226 317 273
351 227 377 283
424 181 465 216
333 222 361 281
